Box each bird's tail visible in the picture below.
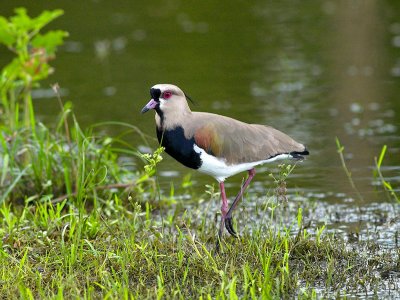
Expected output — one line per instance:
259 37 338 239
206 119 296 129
290 148 309 160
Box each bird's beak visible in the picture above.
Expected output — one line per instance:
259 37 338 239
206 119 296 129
141 99 157 114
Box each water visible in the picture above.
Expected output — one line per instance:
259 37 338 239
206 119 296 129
1 1 399 237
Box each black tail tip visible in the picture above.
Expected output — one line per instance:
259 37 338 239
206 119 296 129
290 148 309 160
302 148 310 156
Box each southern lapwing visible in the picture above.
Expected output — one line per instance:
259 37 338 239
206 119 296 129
141 84 309 247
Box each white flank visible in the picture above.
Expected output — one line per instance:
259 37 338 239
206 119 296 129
193 144 292 182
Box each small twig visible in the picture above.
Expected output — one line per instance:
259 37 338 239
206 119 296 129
51 182 136 204
52 83 72 146
335 137 363 202
52 83 78 196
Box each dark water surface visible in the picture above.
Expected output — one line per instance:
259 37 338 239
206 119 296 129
1 1 400 240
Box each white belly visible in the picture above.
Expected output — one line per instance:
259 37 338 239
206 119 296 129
193 144 291 182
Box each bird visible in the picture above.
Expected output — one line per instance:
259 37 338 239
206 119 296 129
141 84 309 248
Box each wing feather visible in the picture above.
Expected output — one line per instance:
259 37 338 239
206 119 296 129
188 112 307 165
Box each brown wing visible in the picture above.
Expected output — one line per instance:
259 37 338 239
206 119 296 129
186 112 307 165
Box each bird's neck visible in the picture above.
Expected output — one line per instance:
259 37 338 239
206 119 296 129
155 109 191 130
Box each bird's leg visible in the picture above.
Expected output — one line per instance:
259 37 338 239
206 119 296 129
225 168 256 237
216 181 228 252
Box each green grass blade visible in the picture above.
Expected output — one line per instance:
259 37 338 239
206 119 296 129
377 145 387 168
0 165 30 204
1 153 9 185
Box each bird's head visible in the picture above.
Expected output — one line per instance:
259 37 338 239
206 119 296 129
141 84 190 116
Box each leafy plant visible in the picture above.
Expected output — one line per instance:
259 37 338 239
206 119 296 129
0 8 149 204
0 8 68 130
269 163 296 204
140 146 165 175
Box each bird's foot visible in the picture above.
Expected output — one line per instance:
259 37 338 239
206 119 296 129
225 216 238 238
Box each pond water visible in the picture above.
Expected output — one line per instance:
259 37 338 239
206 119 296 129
1 1 400 243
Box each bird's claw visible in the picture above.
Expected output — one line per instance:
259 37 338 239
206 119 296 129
225 216 238 238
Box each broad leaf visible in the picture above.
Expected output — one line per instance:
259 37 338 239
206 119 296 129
0 17 16 46
10 8 33 31
32 9 64 32
31 30 69 55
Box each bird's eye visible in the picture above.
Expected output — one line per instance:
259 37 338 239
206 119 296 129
163 91 172 99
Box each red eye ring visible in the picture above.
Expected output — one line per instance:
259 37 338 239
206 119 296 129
163 91 172 99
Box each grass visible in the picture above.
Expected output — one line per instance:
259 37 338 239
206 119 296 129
0 8 399 299
0 194 398 299
374 145 399 203
0 110 148 205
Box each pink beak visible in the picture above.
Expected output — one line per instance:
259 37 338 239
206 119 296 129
141 99 158 113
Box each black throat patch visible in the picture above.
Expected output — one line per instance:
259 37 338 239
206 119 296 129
156 126 202 170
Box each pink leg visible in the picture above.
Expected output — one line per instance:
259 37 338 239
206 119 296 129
225 168 256 237
216 181 228 251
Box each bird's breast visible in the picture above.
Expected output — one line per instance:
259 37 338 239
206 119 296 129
156 126 202 170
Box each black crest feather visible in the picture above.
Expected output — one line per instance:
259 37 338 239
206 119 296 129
184 92 196 106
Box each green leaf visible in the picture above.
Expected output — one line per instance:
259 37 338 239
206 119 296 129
335 137 344 153
10 8 33 30
377 145 387 168
0 17 15 46
32 9 64 32
31 30 69 55
0 166 30 204
297 207 303 228
383 181 392 190
1 58 22 87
